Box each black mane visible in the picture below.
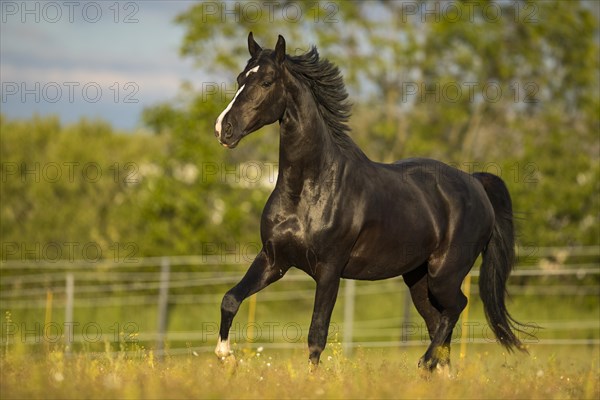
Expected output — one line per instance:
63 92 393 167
284 47 363 155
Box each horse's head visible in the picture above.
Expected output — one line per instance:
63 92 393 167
214 32 288 148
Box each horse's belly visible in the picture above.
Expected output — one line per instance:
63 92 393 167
341 244 431 280
339 211 437 280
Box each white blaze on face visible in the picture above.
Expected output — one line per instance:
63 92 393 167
215 335 231 358
245 65 259 77
214 66 260 139
215 84 245 138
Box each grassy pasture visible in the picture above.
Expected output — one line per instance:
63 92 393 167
1 343 597 399
2 250 597 398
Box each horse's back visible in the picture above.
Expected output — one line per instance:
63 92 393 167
389 157 489 202
390 157 468 184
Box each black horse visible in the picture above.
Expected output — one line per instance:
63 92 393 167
213 33 528 371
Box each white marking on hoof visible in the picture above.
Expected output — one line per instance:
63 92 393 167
245 65 260 77
215 84 245 138
435 363 453 378
215 336 232 359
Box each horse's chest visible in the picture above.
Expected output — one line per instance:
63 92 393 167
263 202 353 272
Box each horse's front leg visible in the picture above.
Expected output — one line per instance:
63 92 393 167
307 272 341 367
215 250 285 359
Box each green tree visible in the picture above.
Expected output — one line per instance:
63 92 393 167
0 115 166 260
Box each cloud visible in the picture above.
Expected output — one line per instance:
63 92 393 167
0 1 203 129
2 63 184 103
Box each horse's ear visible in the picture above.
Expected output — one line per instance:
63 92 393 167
248 32 262 58
274 34 286 64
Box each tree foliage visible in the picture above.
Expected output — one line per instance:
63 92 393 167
174 0 600 247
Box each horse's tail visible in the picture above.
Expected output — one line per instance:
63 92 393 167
473 172 529 353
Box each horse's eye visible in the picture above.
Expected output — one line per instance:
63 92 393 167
261 81 273 88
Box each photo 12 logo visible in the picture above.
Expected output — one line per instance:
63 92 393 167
200 321 340 344
1 1 140 24
201 242 262 264
2 321 139 345
1 241 139 263
1 82 139 104
198 2 339 24
401 81 540 104
1 162 140 184
398 1 538 24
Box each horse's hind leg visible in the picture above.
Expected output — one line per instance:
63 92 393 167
418 256 470 371
403 264 440 341
404 264 456 375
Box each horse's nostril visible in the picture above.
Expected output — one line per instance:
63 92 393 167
224 123 233 138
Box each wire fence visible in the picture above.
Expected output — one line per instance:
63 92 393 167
1 246 598 356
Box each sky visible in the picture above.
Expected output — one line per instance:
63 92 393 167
1 1 204 130
2 1 598 132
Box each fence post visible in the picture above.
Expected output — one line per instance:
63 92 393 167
459 273 472 361
156 257 170 357
342 279 355 355
246 294 257 347
44 290 53 353
64 273 74 354
401 287 411 345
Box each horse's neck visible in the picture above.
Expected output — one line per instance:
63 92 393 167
276 84 338 196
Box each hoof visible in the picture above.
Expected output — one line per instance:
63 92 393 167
418 356 435 371
215 336 233 359
418 357 453 378
308 360 319 373
419 346 450 373
435 363 453 378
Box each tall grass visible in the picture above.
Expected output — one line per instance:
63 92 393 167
1 341 597 399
